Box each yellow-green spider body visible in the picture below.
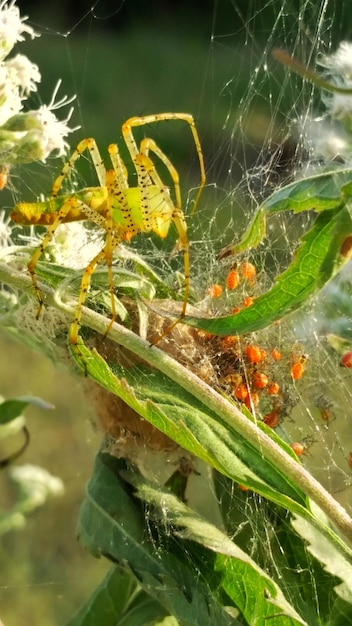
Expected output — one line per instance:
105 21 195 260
11 113 206 357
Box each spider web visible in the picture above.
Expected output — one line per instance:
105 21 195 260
2 0 352 624
198 0 352 512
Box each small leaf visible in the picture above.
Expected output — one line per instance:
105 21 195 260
67 565 149 626
0 395 53 424
214 472 340 625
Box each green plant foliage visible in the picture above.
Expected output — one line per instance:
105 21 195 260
77 453 237 626
183 170 352 335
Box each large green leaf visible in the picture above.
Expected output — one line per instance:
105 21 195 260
70 341 352 563
72 343 307 509
125 467 308 626
214 471 341 626
77 453 236 626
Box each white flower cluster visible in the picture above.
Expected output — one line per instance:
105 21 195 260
320 42 352 80
303 42 352 162
10 463 64 506
319 42 352 132
0 1 76 181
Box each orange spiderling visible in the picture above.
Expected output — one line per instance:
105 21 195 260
207 284 223 298
0 166 8 190
263 411 280 428
240 261 256 281
234 383 249 401
244 391 260 410
267 382 280 395
232 306 241 314
221 335 239 350
348 452 352 469
340 351 352 368
252 371 269 389
290 442 304 456
290 354 308 380
238 484 250 492
245 344 265 364
242 296 254 307
226 269 240 290
271 348 281 361
291 362 304 380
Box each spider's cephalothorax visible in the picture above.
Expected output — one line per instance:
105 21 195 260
11 113 206 356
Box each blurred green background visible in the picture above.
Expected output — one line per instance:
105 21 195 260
1 1 352 624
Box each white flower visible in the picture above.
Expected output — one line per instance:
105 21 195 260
0 55 41 124
0 1 39 62
0 63 22 123
328 93 352 120
304 117 351 161
5 53 41 94
0 209 12 247
10 464 64 506
51 222 103 269
28 87 76 160
319 42 352 79
0 3 78 170
0 80 78 163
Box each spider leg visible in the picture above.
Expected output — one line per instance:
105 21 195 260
107 144 143 238
122 113 206 213
139 137 182 211
28 196 81 318
52 138 107 197
102 231 123 338
69 222 122 353
135 140 191 337
28 195 109 317
134 148 190 315
108 143 128 191
69 246 110 352
149 210 190 345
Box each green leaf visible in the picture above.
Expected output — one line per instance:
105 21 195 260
214 472 340 625
292 511 352 604
219 169 352 258
71 339 352 570
126 469 308 626
71 342 308 510
326 597 352 626
0 395 53 424
78 453 236 626
66 565 170 626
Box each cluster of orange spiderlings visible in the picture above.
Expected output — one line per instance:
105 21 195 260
217 336 285 420
207 262 257 310
201 261 315 462
203 265 352 479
